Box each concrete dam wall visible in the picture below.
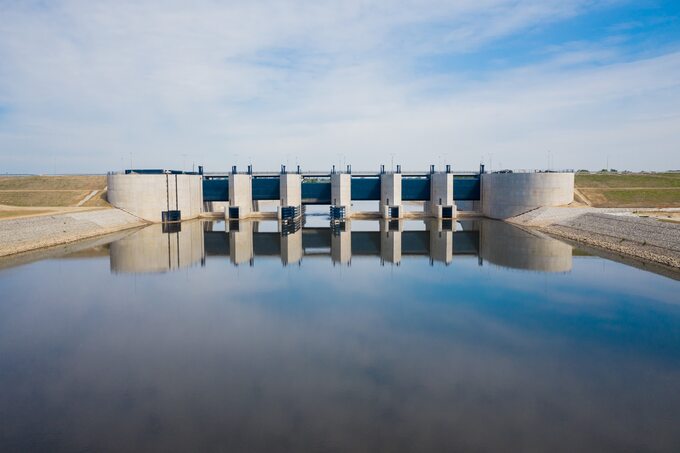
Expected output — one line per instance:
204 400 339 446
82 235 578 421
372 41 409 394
107 173 203 222
106 169 574 222
481 172 574 219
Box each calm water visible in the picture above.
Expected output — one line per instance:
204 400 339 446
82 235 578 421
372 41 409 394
0 217 679 452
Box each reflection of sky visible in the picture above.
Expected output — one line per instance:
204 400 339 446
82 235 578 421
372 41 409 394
0 233 679 451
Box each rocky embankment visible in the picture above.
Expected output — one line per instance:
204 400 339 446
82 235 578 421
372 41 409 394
510 207 680 269
0 208 147 257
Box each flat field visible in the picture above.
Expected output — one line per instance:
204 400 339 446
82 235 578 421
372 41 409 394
0 176 108 208
575 173 680 208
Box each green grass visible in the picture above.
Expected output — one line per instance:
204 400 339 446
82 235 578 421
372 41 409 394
597 189 680 206
575 173 680 207
575 173 680 188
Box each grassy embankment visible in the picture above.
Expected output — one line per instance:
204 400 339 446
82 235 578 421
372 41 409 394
0 176 109 218
575 173 680 208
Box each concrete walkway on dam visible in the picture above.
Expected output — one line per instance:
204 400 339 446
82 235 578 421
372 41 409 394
0 208 147 257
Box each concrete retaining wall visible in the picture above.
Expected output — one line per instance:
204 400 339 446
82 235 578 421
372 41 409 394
481 172 573 219
107 173 203 222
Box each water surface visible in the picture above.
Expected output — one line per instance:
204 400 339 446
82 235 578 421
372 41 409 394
0 218 679 452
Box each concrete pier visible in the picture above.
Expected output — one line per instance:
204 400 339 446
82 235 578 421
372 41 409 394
227 174 253 220
380 173 402 219
331 173 352 219
278 173 302 220
427 172 456 218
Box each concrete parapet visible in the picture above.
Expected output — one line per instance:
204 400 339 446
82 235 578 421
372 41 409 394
107 173 203 222
380 173 402 218
481 172 574 220
331 173 352 218
227 174 253 219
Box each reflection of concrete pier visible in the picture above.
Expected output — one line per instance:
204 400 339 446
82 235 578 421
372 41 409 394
203 221 480 264
480 220 573 272
380 220 402 264
280 225 303 265
331 221 352 265
110 220 205 273
108 218 574 273
228 220 254 265
429 220 453 265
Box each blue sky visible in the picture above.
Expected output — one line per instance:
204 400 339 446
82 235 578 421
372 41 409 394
0 0 679 173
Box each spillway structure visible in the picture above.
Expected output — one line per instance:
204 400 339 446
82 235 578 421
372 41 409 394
106 165 574 223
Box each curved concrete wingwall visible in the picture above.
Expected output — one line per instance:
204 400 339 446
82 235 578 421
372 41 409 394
107 174 203 222
481 172 573 220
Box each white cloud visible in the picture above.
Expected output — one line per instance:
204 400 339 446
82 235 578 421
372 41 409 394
0 0 678 173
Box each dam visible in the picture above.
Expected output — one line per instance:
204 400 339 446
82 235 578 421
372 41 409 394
107 165 574 223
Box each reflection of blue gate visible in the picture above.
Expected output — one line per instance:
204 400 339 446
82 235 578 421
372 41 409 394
331 220 347 235
281 218 302 236
330 206 346 220
162 210 181 223
281 206 301 220
162 222 181 234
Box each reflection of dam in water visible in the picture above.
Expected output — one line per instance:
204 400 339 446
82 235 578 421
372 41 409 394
109 219 573 273
207 220 481 266
110 221 205 273
480 221 573 273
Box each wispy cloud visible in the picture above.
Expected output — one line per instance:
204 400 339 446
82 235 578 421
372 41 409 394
0 0 678 173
